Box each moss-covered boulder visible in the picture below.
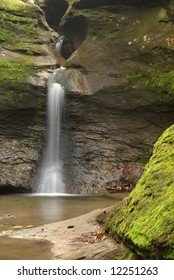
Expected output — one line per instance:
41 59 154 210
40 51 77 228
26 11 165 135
107 125 174 259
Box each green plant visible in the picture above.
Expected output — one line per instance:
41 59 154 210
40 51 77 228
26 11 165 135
147 70 174 98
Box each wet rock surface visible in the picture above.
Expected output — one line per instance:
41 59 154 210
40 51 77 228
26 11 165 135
62 0 173 93
0 0 59 192
0 110 45 192
63 91 174 193
55 0 174 193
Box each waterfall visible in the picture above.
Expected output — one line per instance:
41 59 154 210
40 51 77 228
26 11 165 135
36 68 65 193
55 36 64 54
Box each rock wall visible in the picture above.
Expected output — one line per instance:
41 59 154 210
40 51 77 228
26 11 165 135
0 0 60 192
37 0 68 30
64 92 174 193
57 0 174 192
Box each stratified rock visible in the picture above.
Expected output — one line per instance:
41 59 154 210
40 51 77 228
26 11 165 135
0 110 45 192
62 0 174 94
0 0 60 192
64 91 174 193
57 0 174 193
107 125 174 259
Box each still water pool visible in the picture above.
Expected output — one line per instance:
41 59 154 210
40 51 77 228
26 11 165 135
0 193 127 259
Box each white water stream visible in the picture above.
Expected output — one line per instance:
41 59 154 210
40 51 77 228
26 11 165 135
36 69 65 193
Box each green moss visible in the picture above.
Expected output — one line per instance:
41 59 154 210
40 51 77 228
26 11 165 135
0 59 34 82
73 6 121 41
147 70 174 100
127 72 148 86
0 0 35 14
3 90 29 103
168 44 174 51
0 10 37 45
107 125 174 259
0 58 36 108
0 0 49 111
0 0 27 11
91 33 98 41
116 250 136 260
0 2 48 96
0 0 45 55
121 66 174 103
137 158 149 165
6 41 45 55
75 8 101 18
106 31 119 40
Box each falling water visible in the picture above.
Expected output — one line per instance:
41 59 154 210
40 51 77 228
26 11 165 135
55 36 64 54
36 69 65 193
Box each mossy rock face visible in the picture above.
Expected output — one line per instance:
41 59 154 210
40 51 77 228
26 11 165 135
0 0 58 100
0 0 60 192
107 125 174 259
71 0 165 9
0 0 59 110
0 0 62 110
61 0 174 101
